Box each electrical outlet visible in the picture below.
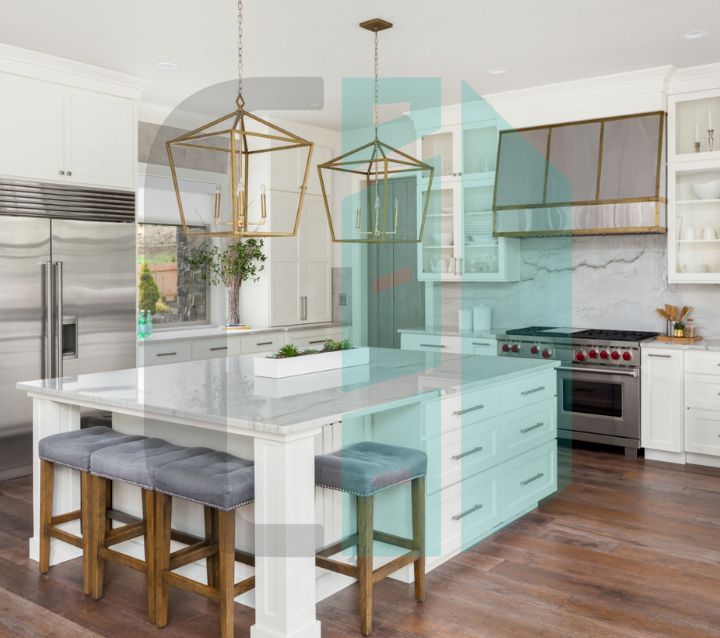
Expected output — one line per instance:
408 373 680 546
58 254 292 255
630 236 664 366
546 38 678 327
339 293 348 306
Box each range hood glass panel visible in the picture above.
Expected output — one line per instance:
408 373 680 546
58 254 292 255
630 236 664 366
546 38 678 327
598 114 661 200
494 128 549 207
546 122 601 203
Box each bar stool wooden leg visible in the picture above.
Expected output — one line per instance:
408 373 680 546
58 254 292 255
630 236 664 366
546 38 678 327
81 472 94 595
357 495 374 637
218 510 236 638
411 476 426 603
141 489 156 624
204 506 219 589
91 475 109 600
154 492 172 629
39 459 54 574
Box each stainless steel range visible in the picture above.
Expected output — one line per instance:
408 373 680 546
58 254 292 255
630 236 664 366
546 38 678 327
496 327 659 458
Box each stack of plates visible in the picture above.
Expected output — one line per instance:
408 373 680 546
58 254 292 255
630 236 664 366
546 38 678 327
465 219 496 246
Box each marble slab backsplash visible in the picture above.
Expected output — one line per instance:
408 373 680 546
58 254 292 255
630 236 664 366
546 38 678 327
435 235 720 340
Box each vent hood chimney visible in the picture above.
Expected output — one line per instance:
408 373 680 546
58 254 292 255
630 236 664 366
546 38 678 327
493 111 666 236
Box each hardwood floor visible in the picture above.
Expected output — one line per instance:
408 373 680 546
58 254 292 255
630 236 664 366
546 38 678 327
2 443 720 637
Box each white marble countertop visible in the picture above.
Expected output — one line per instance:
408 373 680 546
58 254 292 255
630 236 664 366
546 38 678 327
641 338 720 352
397 326 504 339
140 322 346 344
18 349 559 436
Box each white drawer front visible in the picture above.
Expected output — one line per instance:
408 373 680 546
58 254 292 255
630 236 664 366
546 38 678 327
685 409 720 457
423 387 501 438
501 370 556 412
401 333 462 354
191 337 242 361
242 334 284 355
462 337 498 357
685 351 720 376
686 373 720 411
424 417 500 494
290 332 342 351
501 440 557 521
501 398 557 462
140 341 192 366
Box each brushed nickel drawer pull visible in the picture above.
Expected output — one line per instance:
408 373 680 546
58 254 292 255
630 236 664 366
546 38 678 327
520 423 544 434
521 386 545 396
648 354 672 358
210 347 228 351
309 340 326 344
521 472 544 486
420 343 445 348
472 342 491 346
156 352 177 357
452 446 483 460
452 504 483 520
453 404 484 416
256 341 273 346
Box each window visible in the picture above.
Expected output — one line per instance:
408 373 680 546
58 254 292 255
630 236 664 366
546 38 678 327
138 224 208 326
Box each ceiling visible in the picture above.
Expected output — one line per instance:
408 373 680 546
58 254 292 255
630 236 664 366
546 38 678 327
2 0 720 130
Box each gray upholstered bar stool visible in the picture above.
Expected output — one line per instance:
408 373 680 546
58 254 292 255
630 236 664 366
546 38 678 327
314 441 428 636
89 438 213 623
37 426 145 595
153 451 256 638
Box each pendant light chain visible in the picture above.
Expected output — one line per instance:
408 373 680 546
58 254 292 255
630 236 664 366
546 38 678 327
237 0 243 104
373 27 379 137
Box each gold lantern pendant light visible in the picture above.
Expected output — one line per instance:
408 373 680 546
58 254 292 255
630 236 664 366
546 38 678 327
317 19 434 243
167 0 314 238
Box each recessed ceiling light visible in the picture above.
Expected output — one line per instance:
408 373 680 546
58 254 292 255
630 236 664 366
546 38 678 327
680 30 709 40
303 101 323 108
486 67 508 75
155 62 178 70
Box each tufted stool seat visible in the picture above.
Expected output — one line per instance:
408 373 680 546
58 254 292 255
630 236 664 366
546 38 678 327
315 442 428 636
153 451 256 638
37 426 146 595
89 438 213 623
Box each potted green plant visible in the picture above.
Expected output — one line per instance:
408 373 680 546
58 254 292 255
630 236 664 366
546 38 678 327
673 321 685 338
254 339 369 378
185 238 266 327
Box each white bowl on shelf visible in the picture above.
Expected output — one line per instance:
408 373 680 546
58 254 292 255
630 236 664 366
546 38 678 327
691 178 720 200
433 233 453 246
683 264 709 273
440 207 453 214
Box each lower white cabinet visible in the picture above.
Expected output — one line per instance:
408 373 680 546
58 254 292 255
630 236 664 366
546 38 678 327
400 332 498 356
685 409 720 456
641 348 684 453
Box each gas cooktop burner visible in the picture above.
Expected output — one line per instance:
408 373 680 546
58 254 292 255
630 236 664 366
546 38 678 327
504 326 658 342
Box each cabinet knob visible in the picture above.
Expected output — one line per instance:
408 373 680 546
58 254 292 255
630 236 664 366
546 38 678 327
67 171 72 176
59 170 65 175
452 172 457 177
458 172 462 176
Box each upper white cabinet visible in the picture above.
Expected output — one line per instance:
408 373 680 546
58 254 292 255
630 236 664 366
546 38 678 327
641 348 684 453
0 73 64 182
0 68 137 190
63 88 135 189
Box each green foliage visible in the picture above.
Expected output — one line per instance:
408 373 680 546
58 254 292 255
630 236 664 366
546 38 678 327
322 339 340 352
674 321 685 330
161 295 167 303
156 301 171 313
139 263 160 313
276 343 300 358
339 339 353 350
303 348 319 355
185 239 267 289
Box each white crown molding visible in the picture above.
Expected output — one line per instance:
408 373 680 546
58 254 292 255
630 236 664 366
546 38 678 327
0 42 152 101
668 62 720 96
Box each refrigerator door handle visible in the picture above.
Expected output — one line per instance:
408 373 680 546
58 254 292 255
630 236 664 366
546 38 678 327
54 262 63 378
44 261 54 379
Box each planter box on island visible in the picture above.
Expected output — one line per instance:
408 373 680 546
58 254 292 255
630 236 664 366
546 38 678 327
254 347 370 378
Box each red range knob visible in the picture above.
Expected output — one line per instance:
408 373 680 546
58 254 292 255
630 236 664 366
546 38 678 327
501 344 510 352
622 352 632 361
530 345 539 354
589 350 598 359
599 350 609 359
611 351 620 360
542 349 551 359
576 351 586 361
511 344 520 353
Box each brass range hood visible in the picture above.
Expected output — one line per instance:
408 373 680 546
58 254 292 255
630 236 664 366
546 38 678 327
493 111 667 237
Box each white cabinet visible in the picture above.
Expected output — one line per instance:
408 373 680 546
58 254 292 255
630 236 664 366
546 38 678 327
270 139 333 197
400 332 497 356
0 73 64 182
0 72 135 189
641 348 684 452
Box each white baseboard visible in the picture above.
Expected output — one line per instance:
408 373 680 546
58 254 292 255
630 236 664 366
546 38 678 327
686 453 720 469
644 449 687 464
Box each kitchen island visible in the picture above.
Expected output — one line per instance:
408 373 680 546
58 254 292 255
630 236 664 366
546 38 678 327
18 348 560 638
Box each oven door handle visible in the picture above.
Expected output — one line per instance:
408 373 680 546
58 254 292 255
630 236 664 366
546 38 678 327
557 366 638 378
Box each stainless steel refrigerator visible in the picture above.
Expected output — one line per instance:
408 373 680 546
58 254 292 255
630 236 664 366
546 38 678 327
0 180 137 479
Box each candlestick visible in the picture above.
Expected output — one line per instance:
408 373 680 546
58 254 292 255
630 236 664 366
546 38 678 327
710 109 714 131
710 130 715 153
696 122 700 143
695 142 701 153
260 184 267 219
214 184 221 218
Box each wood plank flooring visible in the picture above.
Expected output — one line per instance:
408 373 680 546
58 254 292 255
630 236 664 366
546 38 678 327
2 443 720 637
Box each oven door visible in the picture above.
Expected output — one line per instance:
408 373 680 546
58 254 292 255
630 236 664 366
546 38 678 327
557 365 640 440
